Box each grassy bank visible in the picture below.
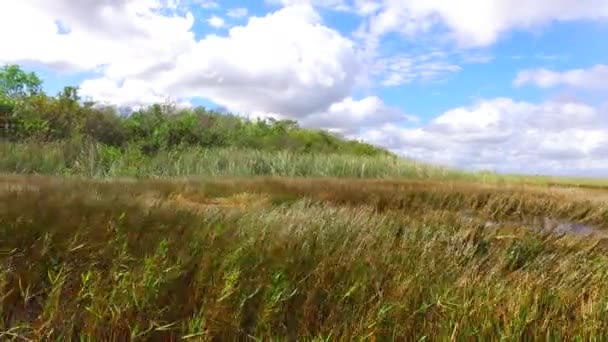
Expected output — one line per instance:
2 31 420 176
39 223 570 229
0 141 473 180
4 141 608 189
3 176 608 340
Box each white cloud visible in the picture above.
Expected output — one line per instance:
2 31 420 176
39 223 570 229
359 98 608 176
300 96 415 134
514 64 608 90
46 3 390 130
0 0 195 75
227 8 248 18
267 0 387 16
266 0 350 11
353 0 382 16
370 49 494 87
374 52 461 86
79 77 188 108
0 1 373 127
361 0 608 48
192 0 218 9
207 15 225 28
120 5 363 119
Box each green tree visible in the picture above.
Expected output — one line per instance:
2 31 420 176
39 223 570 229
0 64 393 157
0 64 42 99
0 65 43 138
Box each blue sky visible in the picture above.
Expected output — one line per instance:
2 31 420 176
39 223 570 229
1 0 608 176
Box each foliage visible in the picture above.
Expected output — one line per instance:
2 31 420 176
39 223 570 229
0 64 44 136
0 140 460 179
0 64 42 99
0 64 392 157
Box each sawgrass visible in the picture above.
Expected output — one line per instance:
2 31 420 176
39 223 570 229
3 141 608 189
3 176 608 340
0 141 470 180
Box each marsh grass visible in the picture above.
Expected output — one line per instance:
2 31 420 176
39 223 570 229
3 176 608 339
4 141 608 191
0 141 473 181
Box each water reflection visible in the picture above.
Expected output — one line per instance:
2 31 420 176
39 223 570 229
536 217 604 237
459 211 607 238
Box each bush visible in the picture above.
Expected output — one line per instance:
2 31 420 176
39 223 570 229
84 107 127 147
1 64 395 158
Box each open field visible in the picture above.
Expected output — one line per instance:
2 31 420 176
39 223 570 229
3 175 608 340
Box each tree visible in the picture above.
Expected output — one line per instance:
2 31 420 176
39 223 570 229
58 85 80 103
1 65 43 135
0 64 43 99
0 65 43 137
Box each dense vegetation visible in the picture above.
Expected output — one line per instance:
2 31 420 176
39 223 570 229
3 176 608 340
4 64 608 188
1 64 480 181
0 64 389 157
1 139 476 180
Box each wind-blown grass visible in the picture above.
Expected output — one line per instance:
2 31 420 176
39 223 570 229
3 141 608 189
0 140 473 180
3 176 608 340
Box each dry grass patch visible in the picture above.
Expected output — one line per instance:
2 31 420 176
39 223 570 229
3 175 608 339
167 192 271 212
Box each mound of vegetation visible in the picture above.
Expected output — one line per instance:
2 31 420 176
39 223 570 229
0 64 480 180
0 64 389 156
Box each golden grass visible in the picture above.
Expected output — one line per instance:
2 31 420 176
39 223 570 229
3 175 608 339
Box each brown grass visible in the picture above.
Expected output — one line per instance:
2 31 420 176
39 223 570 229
3 175 608 340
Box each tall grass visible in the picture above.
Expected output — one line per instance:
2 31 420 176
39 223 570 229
3 141 608 188
2 176 608 340
0 140 474 180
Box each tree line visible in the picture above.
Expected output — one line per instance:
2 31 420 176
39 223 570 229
0 64 391 157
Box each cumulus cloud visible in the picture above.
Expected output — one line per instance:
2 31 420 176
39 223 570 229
300 96 416 134
514 64 608 90
131 5 362 118
0 0 195 75
359 98 608 176
79 77 179 108
5 1 407 130
360 0 608 47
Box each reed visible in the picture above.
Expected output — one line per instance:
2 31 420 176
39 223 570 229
2 175 608 340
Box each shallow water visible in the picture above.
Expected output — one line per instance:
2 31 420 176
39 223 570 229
459 212 607 238
535 217 606 237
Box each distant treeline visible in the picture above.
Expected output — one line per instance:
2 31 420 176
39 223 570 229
0 64 391 157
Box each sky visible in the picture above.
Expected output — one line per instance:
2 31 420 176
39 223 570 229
1 0 607 177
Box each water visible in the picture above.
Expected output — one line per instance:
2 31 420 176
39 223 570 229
535 217 606 237
459 211 606 238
